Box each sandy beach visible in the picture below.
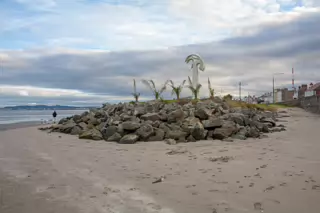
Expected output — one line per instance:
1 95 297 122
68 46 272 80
0 108 320 213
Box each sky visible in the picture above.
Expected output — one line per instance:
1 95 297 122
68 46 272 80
1 0 320 107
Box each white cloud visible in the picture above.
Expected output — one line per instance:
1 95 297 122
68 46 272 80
2 0 319 51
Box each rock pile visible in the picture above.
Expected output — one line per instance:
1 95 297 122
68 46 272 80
43 99 284 144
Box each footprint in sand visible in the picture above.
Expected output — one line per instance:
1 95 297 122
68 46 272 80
312 185 320 190
260 164 268 169
147 203 162 210
254 202 263 211
264 186 275 192
212 208 218 213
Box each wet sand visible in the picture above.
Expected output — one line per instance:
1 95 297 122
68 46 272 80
0 108 320 213
0 121 42 131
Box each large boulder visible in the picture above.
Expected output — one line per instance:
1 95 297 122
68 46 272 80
101 126 118 140
141 113 161 122
133 106 146 116
136 124 154 141
122 121 141 131
72 114 82 123
190 121 207 140
228 113 246 126
166 130 188 141
195 107 212 120
213 121 238 140
79 128 103 140
167 108 185 123
181 117 201 133
260 117 276 127
70 126 82 135
58 117 69 124
202 118 222 129
148 128 165 141
119 134 139 144
59 121 76 133
247 127 260 138
107 133 122 142
232 127 248 140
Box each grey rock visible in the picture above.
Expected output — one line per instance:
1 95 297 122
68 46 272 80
152 120 161 128
122 121 141 131
73 114 82 123
148 128 165 141
206 130 214 139
134 107 146 116
229 113 246 126
181 117 201 133
141 113 161 122
59 121 76 133
165 138 177 145
213 121 238 140
166 130 188 141
260 117 276 127
223 138 234 142
191 121 206 140
78 122 88 130
119 134 139 144
187 135 197 142
79 128 103 140
202 118 222 129
232 128 248 140
70 126 82 135
136 124 154 140
248 127 260 138
102 126 118 140
58 117 69 124
259 134 269 139
195 107 212 120
167 108 185 123
117 124 125 136
107 133 122 142
159 123 170 133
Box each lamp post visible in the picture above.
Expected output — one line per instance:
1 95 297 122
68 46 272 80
273 72 284 104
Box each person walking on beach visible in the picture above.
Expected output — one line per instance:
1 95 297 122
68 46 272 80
52 110 57 123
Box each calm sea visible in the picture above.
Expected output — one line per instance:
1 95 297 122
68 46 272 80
0 110 87 125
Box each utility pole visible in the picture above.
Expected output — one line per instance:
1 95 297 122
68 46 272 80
272 76 275 104
239 82 242 101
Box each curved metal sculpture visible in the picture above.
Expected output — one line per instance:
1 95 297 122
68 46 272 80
185 54 205 88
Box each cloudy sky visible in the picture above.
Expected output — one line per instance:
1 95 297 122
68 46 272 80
1 0 320 107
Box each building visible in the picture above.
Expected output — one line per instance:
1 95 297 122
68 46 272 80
298 84 308 98
274 88 294 103
305 82 320 97
259 92 272 103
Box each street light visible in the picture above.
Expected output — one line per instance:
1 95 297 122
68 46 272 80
273 72 284 103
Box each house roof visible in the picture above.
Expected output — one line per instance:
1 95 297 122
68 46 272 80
306 82 320 91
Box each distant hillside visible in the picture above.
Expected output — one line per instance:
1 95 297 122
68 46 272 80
1 105 92 110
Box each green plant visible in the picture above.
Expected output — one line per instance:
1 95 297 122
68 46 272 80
208 78 214 99
141 79 169 100
223 94 233 101
131 79 140 102
186 76 202 100
169 80 186 101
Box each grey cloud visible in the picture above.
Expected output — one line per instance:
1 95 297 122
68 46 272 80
1 12 320 106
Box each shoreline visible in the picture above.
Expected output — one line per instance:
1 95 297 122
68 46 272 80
0 121 45 131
